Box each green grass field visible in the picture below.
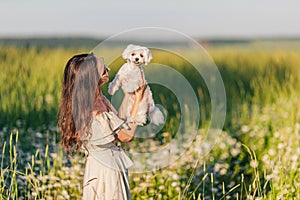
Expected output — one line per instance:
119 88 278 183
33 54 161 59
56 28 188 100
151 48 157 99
0 40 300 199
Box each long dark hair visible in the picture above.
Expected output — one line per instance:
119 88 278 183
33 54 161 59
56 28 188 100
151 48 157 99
58 53 103 154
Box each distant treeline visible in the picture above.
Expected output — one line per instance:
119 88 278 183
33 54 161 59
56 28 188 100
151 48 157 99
0 37 102 49
1 37 300 49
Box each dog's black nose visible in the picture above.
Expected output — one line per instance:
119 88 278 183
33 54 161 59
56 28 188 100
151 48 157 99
135 57 139 61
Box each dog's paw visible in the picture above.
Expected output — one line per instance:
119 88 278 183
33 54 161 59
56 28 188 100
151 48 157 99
108 83 116 95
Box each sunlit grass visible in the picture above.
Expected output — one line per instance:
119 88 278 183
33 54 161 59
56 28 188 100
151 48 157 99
0 44 300 199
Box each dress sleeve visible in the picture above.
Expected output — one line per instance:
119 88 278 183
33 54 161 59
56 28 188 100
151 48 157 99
89 112 129 145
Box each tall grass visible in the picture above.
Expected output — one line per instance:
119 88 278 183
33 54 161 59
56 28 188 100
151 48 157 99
0 43 300 199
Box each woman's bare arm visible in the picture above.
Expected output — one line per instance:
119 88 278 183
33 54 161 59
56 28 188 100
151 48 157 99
116 85 146 142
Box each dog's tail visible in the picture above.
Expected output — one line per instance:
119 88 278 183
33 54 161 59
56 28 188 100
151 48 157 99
149 106 164 125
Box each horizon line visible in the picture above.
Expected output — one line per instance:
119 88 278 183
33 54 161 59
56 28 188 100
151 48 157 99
1 34 300 42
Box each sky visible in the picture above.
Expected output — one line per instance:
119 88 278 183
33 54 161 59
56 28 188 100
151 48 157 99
0 0 300 39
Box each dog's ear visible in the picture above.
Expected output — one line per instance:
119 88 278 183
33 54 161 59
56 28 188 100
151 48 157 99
122 44 136 60
143 47 152 65
122 45 132 60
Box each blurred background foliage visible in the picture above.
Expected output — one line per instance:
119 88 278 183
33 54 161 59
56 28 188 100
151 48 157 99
0 38 299 199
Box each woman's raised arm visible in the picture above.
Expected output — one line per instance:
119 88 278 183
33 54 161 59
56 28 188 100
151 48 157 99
116 84 146 142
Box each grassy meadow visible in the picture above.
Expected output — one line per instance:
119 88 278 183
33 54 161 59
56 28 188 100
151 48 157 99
0 39 300 199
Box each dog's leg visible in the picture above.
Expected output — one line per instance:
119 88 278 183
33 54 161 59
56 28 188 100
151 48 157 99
146 86 155 112
146 87 164 125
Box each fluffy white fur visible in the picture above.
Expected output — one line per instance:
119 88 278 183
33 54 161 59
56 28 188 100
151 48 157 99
108 44 164 125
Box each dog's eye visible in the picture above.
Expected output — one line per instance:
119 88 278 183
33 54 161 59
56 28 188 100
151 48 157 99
131 53 135 56
140 54 144 58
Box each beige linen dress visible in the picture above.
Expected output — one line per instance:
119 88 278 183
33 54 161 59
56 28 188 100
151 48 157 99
82 111 133 200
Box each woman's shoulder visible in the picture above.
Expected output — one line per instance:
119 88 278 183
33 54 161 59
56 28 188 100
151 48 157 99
93 111 125 126
91 111 127 135
94 111 117 120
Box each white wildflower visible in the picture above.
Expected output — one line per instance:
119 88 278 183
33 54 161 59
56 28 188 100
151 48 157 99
36 132 43 138
268 149 276 156
277 143 284 150
265 174 273 180
62 190 70 199
214 163 222 172
250 160 258 168
220 152 229 159
230 148 240 157
50 153 58 159
220 168 227 175
158 185 165 190
171 181 178 187
172 173 179 180
274 131 280 138
241 125 250 133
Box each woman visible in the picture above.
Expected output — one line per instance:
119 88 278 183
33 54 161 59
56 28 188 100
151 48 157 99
58 53 144 199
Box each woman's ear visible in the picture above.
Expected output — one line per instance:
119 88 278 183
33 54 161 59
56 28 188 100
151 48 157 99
143 48 153 65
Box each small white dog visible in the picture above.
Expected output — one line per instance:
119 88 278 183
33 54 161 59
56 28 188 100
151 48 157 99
108 44 164 126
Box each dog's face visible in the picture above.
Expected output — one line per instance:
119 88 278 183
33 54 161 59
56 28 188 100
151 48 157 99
122 44 152 66
128 49 146 65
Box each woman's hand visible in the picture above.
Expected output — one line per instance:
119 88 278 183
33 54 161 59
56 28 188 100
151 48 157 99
134 84 147 101
130 84 147 117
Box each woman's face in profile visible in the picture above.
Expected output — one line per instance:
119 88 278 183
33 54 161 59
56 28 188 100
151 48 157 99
97 58 110 85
